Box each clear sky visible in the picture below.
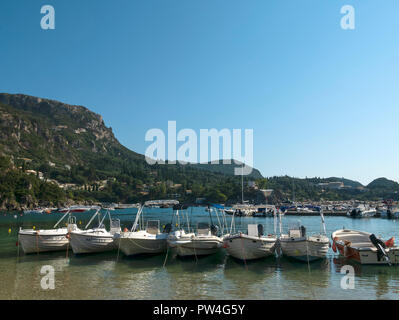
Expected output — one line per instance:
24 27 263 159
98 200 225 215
1 1 398 185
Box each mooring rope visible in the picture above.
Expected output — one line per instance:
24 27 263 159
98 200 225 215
163 246 169 268
240 235 248 270
305 240 316 299
116 237 122 262
16 235 20 261
193 238 198 263
126 237 163 251
66 232 70 259
36 232 40 255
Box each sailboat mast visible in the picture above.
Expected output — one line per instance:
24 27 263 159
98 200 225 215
241 164 244 204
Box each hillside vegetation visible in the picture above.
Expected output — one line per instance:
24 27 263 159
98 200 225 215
0 93 398 209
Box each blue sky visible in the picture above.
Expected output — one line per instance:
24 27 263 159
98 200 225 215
1 1 399 185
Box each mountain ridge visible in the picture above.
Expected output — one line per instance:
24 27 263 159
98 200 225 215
0 93 264 208
0 92 398 208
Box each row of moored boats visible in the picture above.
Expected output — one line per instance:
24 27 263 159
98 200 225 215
17 201 399 265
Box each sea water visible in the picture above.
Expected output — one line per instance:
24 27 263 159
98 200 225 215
0 207 399 300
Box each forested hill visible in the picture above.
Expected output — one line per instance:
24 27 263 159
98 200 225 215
188 160 262 179
0 93 260 209
0 93 398 210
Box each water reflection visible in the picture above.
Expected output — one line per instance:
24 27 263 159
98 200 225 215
3 212 399 299
164 252 226 299
12 253 69 299
278 257 331 299
223 255 277 299
332 257 399 299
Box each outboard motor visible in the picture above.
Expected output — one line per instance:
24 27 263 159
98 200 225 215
300 225 306 237
257 224 264 237
210 225 218 236
163 223 172 233
369 234 390 264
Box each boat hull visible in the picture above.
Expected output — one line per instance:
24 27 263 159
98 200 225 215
334 242 399 264
380 210 399 219
169 239 223 257
18 230 69 254
223 234 276 260
115 236 167 256
279 237 329 262
69 231 117 254
332 229 399 264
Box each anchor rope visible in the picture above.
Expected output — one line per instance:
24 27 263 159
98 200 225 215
240 234 248 270
305 239 316 299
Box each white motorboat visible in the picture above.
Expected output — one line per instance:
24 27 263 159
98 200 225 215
380 205 399 219
222 207 277 260
113 201 173 256
296 207 315 214
23 207 55 214
332 229 399 265
278 211 329 262
69 208 121 254
223 224 277 260
18 209 78 254
114 221 169 256
168 223 223 257
23 208 44 214
347 204 376 218
58 205 99 213
167 205 224 257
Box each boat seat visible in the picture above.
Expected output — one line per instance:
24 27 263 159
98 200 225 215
289 229 301 238
198 228 210 236
146 227 160 235
248 224 259 237
348 242 373 248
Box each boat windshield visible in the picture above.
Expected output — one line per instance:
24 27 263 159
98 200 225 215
146 220 160 235
197 222 210 235
287 221 304 238
110 219 121 234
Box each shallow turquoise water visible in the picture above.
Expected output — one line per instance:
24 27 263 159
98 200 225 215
1 208 399 299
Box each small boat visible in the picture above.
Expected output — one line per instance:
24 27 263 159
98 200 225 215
168 223 223 257
380 205 399 219
58 205 99 213
296 207 318 214
23 208 44 214
167 205 224 257
347 204 376 218
23 207 57 214
223 225 277 260
332 229 399 265
278 211 329 262
113 203 140 210
18 209 78 254
223 207 277 260
115 220 169 256
113 201 173 256
69 208 121 254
